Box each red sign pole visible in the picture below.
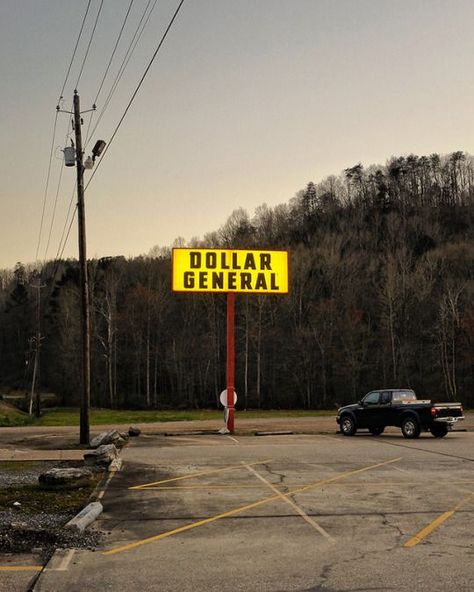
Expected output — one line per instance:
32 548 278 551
226 292 235 433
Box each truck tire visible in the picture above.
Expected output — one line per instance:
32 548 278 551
401 416 420 439
430 424 448 438
369 426 385 436
340 415 356 436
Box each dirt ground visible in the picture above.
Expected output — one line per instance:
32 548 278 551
0 413 471 451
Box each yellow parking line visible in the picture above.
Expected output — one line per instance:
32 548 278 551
0 566 43 571
130 479 474 491
242 462 335 542
404 488 474 548
137 484 270 490
129 458 272 490
104 456 401 556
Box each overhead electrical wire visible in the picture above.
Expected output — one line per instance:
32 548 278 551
47 0 147 278
35 0 92 264
84 0 136 146
75 0 105 90
85 0 157 148
42 121 73 263
49 187 78 283
49 0 186 275
58 0 92 101
46 0 103 274
35 110 59 262
85 0 186 192
43 159 65 262
49 0 142 272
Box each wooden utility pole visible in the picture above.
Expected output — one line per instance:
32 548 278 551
29 276 44 418
73 90 91 445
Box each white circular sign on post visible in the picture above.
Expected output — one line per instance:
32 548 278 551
219 389 237 407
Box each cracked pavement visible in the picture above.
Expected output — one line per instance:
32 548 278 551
32 431 474 591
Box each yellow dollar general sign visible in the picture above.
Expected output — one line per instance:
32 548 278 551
172 248 289 294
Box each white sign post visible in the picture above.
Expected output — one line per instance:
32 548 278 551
218 389 237 434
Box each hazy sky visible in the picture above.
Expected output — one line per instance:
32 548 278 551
1 0 474 269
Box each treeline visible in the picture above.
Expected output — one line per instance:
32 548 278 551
1 151 474 409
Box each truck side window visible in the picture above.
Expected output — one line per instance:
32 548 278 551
363 392 380 405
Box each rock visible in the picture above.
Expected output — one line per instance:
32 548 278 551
39 467 94 490
12 502 21 507
128 426 141 437
90 431 108 448
119 431 129 441
106 430 126 448
109 458 122 472
84 444 118 468
90 430 127 449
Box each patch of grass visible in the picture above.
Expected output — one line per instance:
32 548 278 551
0 401 31 427
1 461 41 472
33 407 336 426
0 483 98 514
0 461 100 513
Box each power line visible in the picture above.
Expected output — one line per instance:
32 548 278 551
84 0 136 146
85 0 157 148
75 0 105 90
47 0 185 278
55 186 78 263
86 0 185 191
59 0 92 101
35 109 59 262
95 0 136 103
43 115 75 262
36 0 92 264
49 199 78 284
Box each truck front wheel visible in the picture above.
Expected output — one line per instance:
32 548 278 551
401 416 420 439
340 415 356 436
430 424 448 438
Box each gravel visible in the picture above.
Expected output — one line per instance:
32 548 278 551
0 460 82 487
0 509 103 558
0 461 103 558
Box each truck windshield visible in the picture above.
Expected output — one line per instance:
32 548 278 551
392 390 417 403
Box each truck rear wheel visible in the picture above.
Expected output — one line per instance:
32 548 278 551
430 424 448 438
401 416 420 439
340 415 356 436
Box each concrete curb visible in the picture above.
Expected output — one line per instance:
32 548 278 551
255 430 294 436
28 454 123 591
65 501 103 532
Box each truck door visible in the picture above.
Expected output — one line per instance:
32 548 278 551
358 391 381 428
379 391 393 425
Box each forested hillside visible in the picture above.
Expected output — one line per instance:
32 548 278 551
2 151 474 409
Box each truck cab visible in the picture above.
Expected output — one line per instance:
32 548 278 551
336 389 464 438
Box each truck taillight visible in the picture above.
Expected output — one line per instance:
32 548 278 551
431 406 437 417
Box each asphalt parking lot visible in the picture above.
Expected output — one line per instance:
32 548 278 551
30 429 474 591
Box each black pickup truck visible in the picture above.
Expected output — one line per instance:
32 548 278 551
336 389 464 438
